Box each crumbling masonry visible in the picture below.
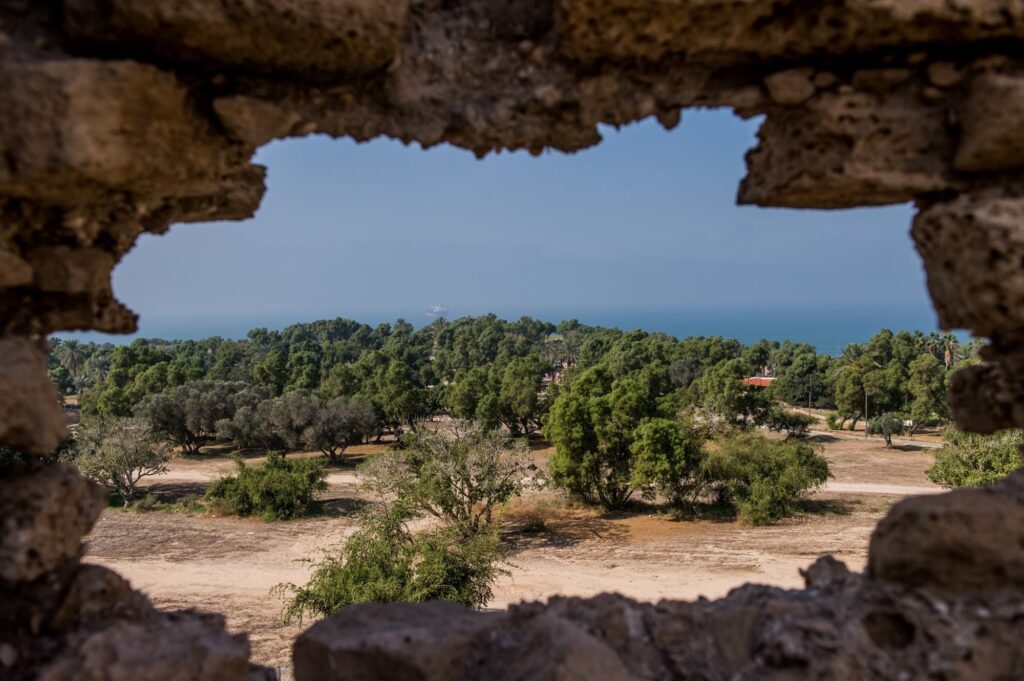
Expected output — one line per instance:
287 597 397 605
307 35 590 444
3 1 1024 679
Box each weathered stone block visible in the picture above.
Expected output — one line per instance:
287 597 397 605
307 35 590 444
0 338 66 454
0 464 104 583
37 614 252 681
912 193 1024 336
0 60 234 202
955 74 1024 172
740 89 954 208
64 0 410 75
557 0 1024 63
869 486 1024 592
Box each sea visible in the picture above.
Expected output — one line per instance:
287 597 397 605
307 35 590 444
57 303 971 357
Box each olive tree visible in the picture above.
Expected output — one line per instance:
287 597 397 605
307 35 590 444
73 418 170 506
867 412 906 448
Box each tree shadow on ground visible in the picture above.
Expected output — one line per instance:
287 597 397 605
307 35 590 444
502 510 630 553
800 496 861 516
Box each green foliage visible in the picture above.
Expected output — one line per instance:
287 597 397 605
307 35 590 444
866 412 906 448
762 407 814 439
825 412 841 430
545 365 670 509
696 358 768 425
277 504 505 623
205 451 327 520
72 418 171 506
927 428 1024 488
138 381 261 455
630 418 707 514
703 433 830 525
363 424 537 535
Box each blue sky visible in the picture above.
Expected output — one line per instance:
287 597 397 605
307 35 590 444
103 109 933 341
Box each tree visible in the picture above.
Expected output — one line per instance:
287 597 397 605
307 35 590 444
365 423 537 536
372 361 426 433
907 353 948 433
497 355 548 435
205 451 327 519
137 381 257 455
263 390 320 452
73 418 170 506
545 366 669 509
762 407 814 439
702 433 830 525
276 502 504 622
55 339 86 381
697 359 767 426
630 418 707 515
927 428 1024 488
303 396 378 464
867 412 905 448
253 350 288 396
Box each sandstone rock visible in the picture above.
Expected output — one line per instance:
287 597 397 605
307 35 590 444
0 250 32 287
955 74 1024 172
0 338 66 454
0 59 236 202
764 68 815 105
64 0 410 75
214 96 305 147
912 193 1024 336
0 464 104 583
24 247 114 295
294 602 498 680
294 601 636 681
927 61 965 88
741 89 955 208
869 486 1024 592
37 613 252 681
557 0 1024 63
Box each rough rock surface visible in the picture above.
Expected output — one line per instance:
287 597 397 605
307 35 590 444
294 554 1024 680
0 463 262 681
4 0 1024 679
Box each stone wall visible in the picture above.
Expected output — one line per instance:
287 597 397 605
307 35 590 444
2 1 1024 679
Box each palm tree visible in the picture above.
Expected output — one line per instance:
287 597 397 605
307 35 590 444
55 339 85 381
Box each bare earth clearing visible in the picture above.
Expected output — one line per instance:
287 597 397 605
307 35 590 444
84 437 941 670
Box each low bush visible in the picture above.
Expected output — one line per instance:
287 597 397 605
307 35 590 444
276 504 505 622
927 428 1024 488
762 407 814 439
825 413 841 430
205 452 327 520
703 433 830 525
866 412 906 448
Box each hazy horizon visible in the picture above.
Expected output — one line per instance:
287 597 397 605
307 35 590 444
74 109 945 350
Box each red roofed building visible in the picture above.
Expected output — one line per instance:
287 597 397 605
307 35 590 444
742 376 775 388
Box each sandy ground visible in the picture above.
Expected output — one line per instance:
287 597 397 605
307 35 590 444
84 435 941 671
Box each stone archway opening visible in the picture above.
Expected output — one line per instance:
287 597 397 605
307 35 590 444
4 1 1024 679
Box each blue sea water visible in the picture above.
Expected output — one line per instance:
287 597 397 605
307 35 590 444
58 303 969 356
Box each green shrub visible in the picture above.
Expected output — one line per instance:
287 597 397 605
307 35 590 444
205 452 327 520
276 504 505 623
762 407 814 439
825 413 841 431
703 433 830 525
927 428 1024 488
866 412 906 448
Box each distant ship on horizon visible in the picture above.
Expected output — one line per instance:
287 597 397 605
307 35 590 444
426 305 448 317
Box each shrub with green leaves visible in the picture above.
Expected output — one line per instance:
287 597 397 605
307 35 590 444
927 428 1024 488
703 433 830 525
825 413 841 431
276 503 504 623
630 418 708 515
205 451 327 520
762 407 814 439
866 412 906 448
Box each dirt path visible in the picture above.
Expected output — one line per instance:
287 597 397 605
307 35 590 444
83 436 940 670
